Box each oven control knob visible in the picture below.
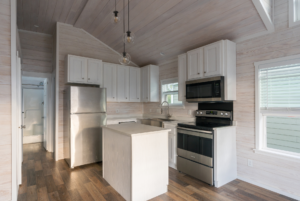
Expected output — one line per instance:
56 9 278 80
221 112 224 115
200 112 203 115
225 113 228 116
196 111 199 115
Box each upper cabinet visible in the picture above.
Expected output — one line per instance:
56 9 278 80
129 67 141 102
117 65 130 102
103 62 117 102
65 55 103 85
141 65 159 102
186 40 235 81
187 48 203 80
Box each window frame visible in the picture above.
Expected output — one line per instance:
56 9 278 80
289 0 300 27
254 54 300 160
161 77 184 108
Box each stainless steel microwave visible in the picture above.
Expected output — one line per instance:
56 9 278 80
186 76 224 102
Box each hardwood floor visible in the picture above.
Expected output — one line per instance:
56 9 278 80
18 143 296 201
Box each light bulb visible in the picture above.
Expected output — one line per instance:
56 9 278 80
112 11 120 24
119 52 131 65
123 31 135 45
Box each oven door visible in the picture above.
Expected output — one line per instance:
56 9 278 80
177 127 213 167
186 76 224 102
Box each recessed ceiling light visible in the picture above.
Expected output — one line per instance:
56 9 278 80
34 25 39 28
160 52 165 56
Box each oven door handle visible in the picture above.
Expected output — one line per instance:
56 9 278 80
177 127 213 139
177 127 212 134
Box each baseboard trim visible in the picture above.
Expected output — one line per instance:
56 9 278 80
237 176 300 201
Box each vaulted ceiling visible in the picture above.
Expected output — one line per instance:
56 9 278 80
17 0 267 66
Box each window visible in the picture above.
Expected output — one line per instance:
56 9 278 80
289 0 300 27
255 55 300 159
161 78 183 106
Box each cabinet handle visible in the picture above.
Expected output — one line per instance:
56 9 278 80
88 78 90 80
204 71 206 73
126 97 127 99
82 78 84 79
197 73 200 75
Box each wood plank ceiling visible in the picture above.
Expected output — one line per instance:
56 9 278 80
17 0 267 66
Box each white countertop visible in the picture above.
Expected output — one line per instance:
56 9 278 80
102 123 171 136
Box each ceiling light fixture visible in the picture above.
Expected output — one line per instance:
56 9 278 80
119 0 131 65
123 0 135 45
112 0 120 24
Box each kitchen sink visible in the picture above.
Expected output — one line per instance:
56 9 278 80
139 118 175 128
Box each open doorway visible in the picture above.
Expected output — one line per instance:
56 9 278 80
22 77 45 144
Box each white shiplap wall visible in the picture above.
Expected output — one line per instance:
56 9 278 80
235 0 300 198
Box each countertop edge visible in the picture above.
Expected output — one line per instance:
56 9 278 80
102 125 171 136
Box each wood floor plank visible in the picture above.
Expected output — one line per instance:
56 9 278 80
75 182 95 201
51 168 64 186
45 175 57 193
168 185 198 201
36 170 47 189
35 160 43 171
27 169 36 186
68 189 83 201
89 176 110 195
27 185 38 201
48 191 61 201
17 193 27 201
56 184 72 201
37 186 50 201
84 182 107 201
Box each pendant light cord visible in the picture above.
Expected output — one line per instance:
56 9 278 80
115 0 116 11
123 0 125 53
128 0 130 31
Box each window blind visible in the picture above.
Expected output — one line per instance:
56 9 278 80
259 63 300 111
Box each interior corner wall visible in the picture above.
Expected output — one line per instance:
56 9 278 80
19 30 53 74
56 23 143 160
0 0 12 200
235 0 300 198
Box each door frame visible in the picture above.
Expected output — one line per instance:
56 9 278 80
22 72 54 152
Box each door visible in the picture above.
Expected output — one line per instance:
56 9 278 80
204 41 222 77
87 59 103 85
69 55 87 83
178 54 186 101
129 67 141 102
70 113 106 168
117 65 130 102
103 63 117 102
43 79 47 150
70 86 107 113
187 48 203 80
141 66 149 102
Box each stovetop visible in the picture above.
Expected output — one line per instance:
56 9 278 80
177 122 231 131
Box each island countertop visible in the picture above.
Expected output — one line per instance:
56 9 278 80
101 123 171 136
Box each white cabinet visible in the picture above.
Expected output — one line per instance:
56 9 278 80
141 65 159 102
67 55 87 83
129 67 141 102
203 41 222 77
164 124 177 169
178 54 187 102
65 55 103 85
187 48 203 80
117 65 130 102
103 62 117 102
87 59 103 85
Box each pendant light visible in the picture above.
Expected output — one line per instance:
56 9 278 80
112 0 120 24
119 0 131 65
123 0 135 45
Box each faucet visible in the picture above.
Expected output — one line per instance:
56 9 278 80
161 101 171 119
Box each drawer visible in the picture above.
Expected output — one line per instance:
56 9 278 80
177 156 213 185
177 148 213 167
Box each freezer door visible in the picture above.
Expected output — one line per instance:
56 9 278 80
70 86 106 113
70 113 106 168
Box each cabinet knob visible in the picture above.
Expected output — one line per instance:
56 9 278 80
82 78 84 79
113 97 115 98
204 71 206 73
126 97 127 99
88 78 90 80
197 73 200 75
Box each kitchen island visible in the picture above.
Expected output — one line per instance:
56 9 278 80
101 123 171 201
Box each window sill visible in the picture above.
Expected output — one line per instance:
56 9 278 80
253 148 300 162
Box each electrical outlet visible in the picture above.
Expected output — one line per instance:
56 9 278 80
248 159 253 167
115 109 119 113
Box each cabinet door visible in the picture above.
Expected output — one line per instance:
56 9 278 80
103 63 117 102
204 41 222 77
87 59 103 85
117 65 130 102
129 67 141 102
187 48 203 80
141 66 149 102
178 54 186 101
69 56 87 83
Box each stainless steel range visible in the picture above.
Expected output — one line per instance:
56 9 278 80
177 104 233 186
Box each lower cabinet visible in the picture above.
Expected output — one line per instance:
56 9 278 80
164 124 177 169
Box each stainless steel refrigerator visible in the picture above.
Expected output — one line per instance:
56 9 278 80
64 86 106 168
